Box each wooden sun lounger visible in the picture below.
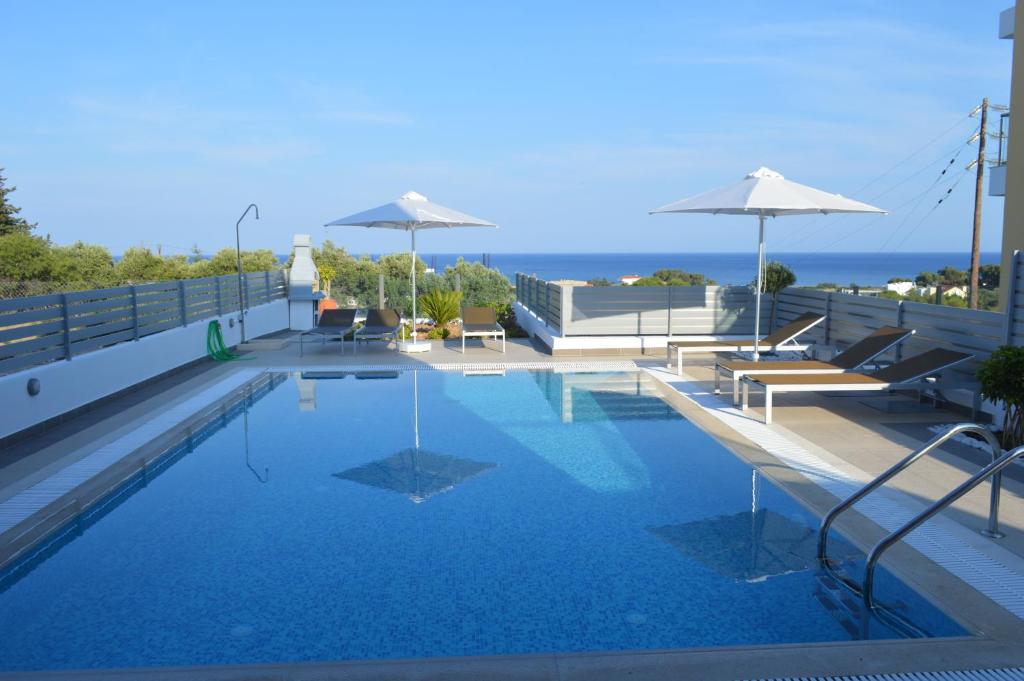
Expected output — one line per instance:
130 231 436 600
460 306 505 353
715 325 915 405
665 311 826 375
299 309 358 357
353 308 403 354
740 348 972 424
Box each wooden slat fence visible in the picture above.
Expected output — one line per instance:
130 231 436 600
515 273 767 336
776 287 1005 383
0 271 286 375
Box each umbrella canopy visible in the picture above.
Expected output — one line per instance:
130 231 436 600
325 190 497 231
326 192 497 348
650 167 884 217
650 168 885 359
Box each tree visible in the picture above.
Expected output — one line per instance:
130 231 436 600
652 268 713 286
979 264 1000 290
0 233 53 280
888 277 911 284
631 276 665 286
50 242 116 285
755 261 797 331
915 271 940 287
438 258 512 307
977 345 1024 449
587 277 612 287
0 168 35 237
317 264 337 298
116 247 188 282
189 248 279 277
936 266 967 286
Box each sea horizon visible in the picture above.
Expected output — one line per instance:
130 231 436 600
264 251 1000 288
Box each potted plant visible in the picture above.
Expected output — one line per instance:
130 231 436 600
977 345 1024 450
418 289 462 340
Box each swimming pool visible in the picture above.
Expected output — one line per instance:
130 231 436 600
0 369 965 671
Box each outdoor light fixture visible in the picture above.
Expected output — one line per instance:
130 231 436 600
26 378 40 396
235 204 260 343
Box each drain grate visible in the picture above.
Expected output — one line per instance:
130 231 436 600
752 668 1024 680
269 361 640 373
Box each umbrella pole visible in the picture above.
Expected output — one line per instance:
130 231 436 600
753 213 765 361
410 229 417 345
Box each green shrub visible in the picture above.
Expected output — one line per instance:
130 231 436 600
418 289 462 328
977 345 1024 449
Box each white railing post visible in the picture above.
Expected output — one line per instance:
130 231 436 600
560 283 573 335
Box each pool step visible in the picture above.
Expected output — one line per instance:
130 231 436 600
814 572 870 639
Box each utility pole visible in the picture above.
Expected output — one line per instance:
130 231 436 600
969 97 988 309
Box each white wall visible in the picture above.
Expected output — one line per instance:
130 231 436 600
0 299 288 440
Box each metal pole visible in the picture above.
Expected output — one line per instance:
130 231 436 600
753 213 765 360
378 273 385 309
235 203 259 343
410 229 417 345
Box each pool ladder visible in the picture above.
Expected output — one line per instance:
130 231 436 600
817 423 1024 610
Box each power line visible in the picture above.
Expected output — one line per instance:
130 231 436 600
768 113 976 251
774 129 977 254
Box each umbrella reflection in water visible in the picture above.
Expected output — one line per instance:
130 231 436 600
333 371 496 502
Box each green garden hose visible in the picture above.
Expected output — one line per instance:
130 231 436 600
206 320 253 361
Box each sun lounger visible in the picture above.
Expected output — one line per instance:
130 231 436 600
353 308 403 354
666 311 826 375
715 325 914 404
460 306 505 353
740 348 972 424
299 309 358 357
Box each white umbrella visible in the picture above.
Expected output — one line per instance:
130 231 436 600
325 191 497 352
650 167 885 359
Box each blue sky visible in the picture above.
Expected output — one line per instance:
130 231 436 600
1 1 1013 255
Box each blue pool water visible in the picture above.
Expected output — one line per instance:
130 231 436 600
0 370 964 671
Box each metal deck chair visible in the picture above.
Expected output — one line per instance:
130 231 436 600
666 311 826 375
740 348 973 424
715 325 915 404
353 308 403 354
299 309 357 357
460 306 505 353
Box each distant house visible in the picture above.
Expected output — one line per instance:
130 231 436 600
943 286 969 298
620 274 642 285
886 281 915 296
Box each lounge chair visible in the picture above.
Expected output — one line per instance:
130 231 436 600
666 311 826 375
460 306 505 353
353 308 403 354
299 309 357 357
715 325 915 404
740 348 972 424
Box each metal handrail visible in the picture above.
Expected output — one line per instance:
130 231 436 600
818 423 1003 570
864 444 1024 608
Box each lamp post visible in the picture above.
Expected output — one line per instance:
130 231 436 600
235 203 259 343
